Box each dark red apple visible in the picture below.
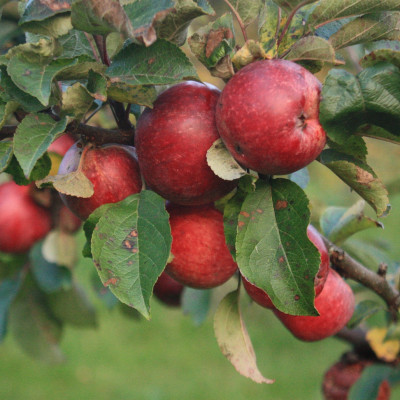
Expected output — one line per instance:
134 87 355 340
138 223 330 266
166 203 238 289
136 81 237 205
216 59 326 175
242 224 330 309
153 272 184 307
322 360 391 400
274 269 355 341
58 143 142 220
0 181 52 253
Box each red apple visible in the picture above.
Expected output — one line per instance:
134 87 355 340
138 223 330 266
0 182 52 253
136 81 237 205
215 59 326 175
322 360 391 400
242 224 330 309
58 143 142 220
274 269 355 341
166 203 238 289
153 272 184 307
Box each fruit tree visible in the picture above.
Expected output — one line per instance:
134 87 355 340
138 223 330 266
1 0 400 398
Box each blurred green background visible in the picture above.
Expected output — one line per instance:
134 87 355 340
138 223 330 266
1 139 399 400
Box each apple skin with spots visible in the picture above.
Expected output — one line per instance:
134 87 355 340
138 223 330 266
136 81 237 205
242 224 330 309
273 268 355 342
215 59 326 175
0 181 52 253
166 203 238 289
58 143 142 220
322 359 391 400
153 272 184 307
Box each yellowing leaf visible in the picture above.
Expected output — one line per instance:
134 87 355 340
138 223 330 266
366 328 400 362
36 170 94 198
206 139 247 181
214 290 274 384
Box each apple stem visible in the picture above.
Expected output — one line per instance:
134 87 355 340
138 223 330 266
276 0 311 50
322 235 400 321
222 0 248 43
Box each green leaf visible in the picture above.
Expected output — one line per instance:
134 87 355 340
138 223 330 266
320 64 400 145
156 0 215 46
188 13 235 69
0 139 13 173
309 0 400 28
61 82 94 120
284 35 341 65
5 153 52 184
0 252 28 279
87 69 107 102
123 0 174 46
274 0 317 13
9 275 64 363
236 179 320 316
107 39 198 86
315 17 355 40
206 138 247 181
71 0 134 38
349 364 397 400
7 55 78 106
107 81 157 107
319 149 390 217
13 113 67 178
0 100 18 130
58 29 96 58
320 200 383 245
30 241 72 293
347 300 384 329
0 66 46 112
19 0 72 24
46 282 97 328
182 287 211 325
55 55 106 80
90 269 119 308
330 12 400 50
91 191 172 319
225 0 264 25
0 270 24 342
327 136 368 161
214 290 274 384
361 48 400 69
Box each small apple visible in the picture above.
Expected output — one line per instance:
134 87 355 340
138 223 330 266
322 359 391 400
136 81 237 205
166 203 238 289
215 59 326 175
153 272 184 307
242 224 330 309
0 181 52 253
58 143 142 220
273 269 355 341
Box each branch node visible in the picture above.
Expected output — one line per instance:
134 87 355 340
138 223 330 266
378 263 388 278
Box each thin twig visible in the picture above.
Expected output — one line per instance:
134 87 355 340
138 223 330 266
222 0 248 42
322 236 400 319
84 32 101 63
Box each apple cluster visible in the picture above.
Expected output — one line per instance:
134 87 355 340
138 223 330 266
31 59 354 343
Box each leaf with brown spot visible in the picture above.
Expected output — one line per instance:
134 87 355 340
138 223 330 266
319 149 390 217
214 290 274 384
123 0 175 46
71 0 134 38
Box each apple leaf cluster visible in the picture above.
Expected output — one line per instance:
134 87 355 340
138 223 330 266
0 0 400 396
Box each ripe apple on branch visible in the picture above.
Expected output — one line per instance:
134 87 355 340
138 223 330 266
0 0 399 397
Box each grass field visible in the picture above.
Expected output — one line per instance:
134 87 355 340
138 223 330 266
1 140 399 400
